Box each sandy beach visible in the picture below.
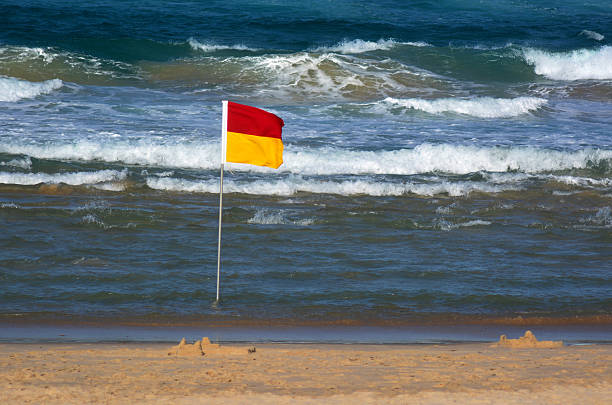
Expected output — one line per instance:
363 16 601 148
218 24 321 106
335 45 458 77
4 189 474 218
1 335 611 404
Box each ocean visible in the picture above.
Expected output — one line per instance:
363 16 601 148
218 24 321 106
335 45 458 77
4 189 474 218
1 0 611 342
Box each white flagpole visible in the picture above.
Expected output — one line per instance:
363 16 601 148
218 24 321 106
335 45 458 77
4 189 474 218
216 101 228 302
216 164 223 302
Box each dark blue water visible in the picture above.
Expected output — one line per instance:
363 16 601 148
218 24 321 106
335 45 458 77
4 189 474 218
1 1 611 335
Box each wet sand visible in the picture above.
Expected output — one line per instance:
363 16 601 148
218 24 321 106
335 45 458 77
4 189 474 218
1 337 611 404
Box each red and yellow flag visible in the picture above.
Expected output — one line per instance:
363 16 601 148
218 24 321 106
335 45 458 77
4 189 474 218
222 101 284 169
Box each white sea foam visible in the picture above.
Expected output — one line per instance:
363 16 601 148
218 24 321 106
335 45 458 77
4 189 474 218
187 38 259 52
0 45 56 63
312 39 430 54
254 53 379 99
81 214 104 226
155 171 175 177
3 142 611 176
381 96 547 118
435 205 453 214
522 46 612 80
580 30 605 41
146 176 514 197
0 157 32 170
579 206 612 228
591 207 611 226
81 214 136 230
0 169 126 186
0 76 63 102
548 175 612 188
486 172 612 189
248 209 313 226
435 219 492 231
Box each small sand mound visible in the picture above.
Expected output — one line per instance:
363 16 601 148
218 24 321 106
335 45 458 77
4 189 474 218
168 337 256 356
494 330 563 348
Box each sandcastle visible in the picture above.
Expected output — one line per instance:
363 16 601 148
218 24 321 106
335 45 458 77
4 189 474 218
168 337 254 356
494 330 563 348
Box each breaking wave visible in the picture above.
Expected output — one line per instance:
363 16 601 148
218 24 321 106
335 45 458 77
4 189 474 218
380 96 547 118
312 39 430 54
581 207 612 228
2 142 611 176
434 219 492 231
0 141 220 171
187 38 260 52
146 51 440 102
279 145 611 176
522 46 612 80
0 76 63 102
145 176 515 197
0 169 126 186
580 30 605 41
248 209 314 226
0 45 57 64
245 52 434 101
0 156 32 170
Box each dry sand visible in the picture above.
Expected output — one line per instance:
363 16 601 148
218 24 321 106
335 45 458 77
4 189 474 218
1 332 611 404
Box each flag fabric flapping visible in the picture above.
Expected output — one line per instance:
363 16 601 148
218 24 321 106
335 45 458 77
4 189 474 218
221 101 284 169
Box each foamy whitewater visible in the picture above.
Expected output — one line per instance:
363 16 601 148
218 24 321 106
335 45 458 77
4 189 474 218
2 141 610 178
0 169 126 186
381 97 547 118
0 76 63 102
311 39 430 54
1 0 611 337
523 46 612 80
187 38 259 53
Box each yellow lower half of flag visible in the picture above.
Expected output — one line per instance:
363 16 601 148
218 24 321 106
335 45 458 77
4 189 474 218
226 131 283 168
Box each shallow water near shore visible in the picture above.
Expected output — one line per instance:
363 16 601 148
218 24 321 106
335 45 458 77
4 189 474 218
2 322 612 345
1 1 611 334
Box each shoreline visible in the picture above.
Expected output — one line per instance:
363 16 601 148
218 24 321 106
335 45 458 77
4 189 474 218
2 340 611 404
2 320 612 344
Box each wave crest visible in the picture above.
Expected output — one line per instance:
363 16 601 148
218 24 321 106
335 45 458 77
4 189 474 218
0 76 63 102
0 169 126 186
0 45 141 84
523 46 612 80
0 156 32 170
311 39 430 54
187 38 259 52
2 142 611 176
580 30 605 41
146 176 514 197
146 51 440 102
381 96 547 118
248 209 314 226
248 52 434 101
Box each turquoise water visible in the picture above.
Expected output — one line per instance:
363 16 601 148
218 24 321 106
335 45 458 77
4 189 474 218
0 1 611 333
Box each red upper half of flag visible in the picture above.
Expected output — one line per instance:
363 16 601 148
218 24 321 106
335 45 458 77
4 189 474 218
227 101 284 139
